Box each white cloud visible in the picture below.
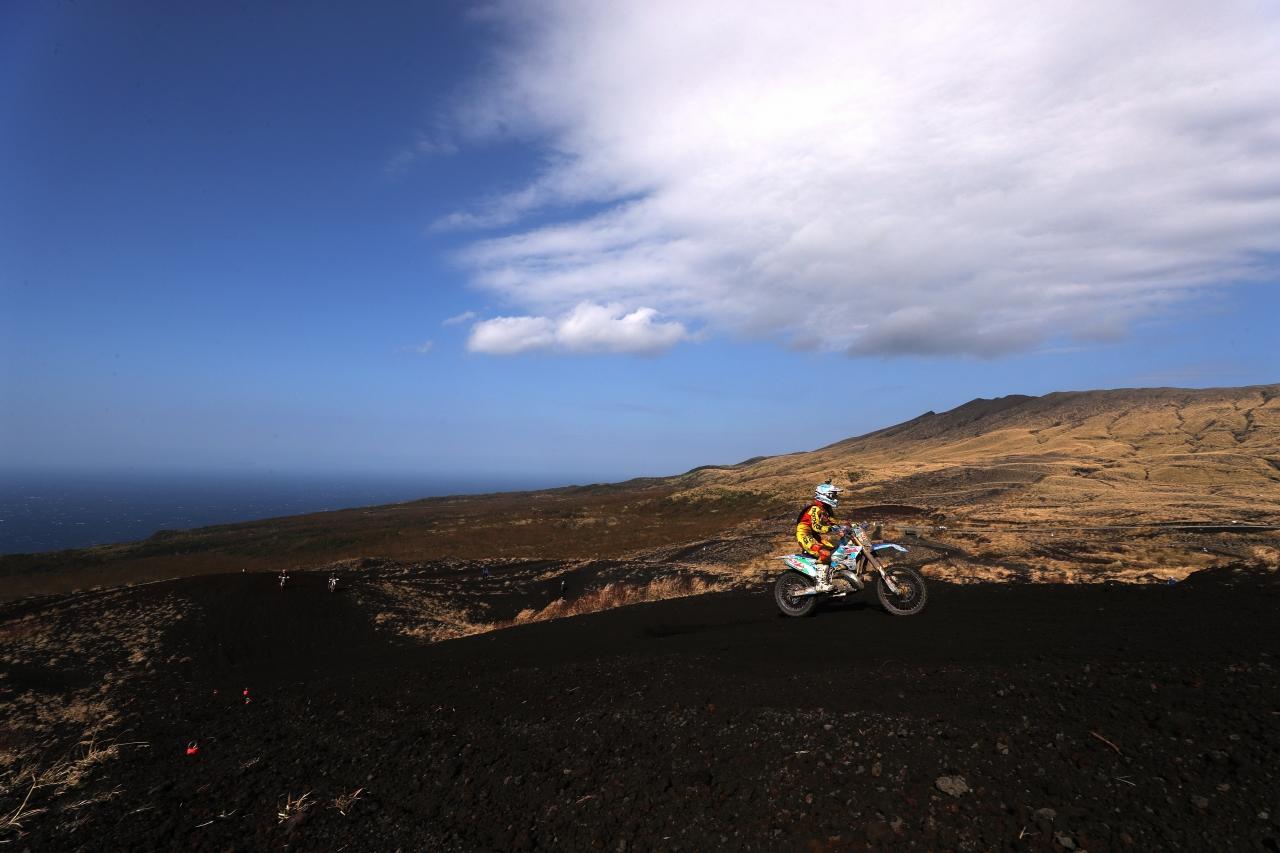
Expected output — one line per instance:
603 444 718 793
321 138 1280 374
445 0 1280 357
442 310 477 326
467 302 688 355
467 315 556 354
399 340 435 355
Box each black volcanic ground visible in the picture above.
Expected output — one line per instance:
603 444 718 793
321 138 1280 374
3 566 1278 851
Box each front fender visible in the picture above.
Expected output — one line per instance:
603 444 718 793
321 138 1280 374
871 543 908 554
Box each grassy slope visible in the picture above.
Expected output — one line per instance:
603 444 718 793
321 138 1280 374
2 383 1277 599
0 482 774 600
682 384 1280 525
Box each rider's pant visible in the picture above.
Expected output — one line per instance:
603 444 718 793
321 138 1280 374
798 533 833 564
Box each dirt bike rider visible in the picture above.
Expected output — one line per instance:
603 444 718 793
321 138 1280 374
796 482 849 592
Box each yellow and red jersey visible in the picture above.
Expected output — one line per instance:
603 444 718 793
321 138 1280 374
795 501 844 555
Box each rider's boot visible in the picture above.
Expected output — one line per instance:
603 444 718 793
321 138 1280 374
814 562 834 593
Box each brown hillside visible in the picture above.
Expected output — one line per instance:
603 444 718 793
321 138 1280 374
2 384 1277 599
672 384 1280 582
683 384 1280 524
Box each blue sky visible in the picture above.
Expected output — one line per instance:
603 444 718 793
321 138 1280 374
2 1 1277 483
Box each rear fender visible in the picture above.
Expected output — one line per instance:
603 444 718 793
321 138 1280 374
779 555 819 579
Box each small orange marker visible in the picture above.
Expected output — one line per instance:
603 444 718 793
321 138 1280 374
186 742 199 756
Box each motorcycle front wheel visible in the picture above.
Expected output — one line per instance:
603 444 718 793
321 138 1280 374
876 566 928 616
774 570 818 617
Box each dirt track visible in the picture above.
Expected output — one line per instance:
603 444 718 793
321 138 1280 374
4 568 1279 851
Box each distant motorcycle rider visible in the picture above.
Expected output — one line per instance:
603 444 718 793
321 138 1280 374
796 482 847 592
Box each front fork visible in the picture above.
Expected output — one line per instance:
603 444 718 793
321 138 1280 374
824 560 899 595
853 542 901 594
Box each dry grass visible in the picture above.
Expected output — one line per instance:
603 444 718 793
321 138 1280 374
902 525 1279 584
362 580 491 643
1 774 42 834
1 736 125 839
700 538 802 584
332 787 364 816
1251 544 1280 564
364 572 730 642
277 791 314 824
510 576 726 626
0 593 188 840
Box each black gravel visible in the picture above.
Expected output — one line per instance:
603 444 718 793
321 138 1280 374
7 566 1280 851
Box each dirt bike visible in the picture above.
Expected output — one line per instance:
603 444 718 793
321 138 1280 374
774 524 927 617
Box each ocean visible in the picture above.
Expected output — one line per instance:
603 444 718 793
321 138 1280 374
0 471 563 555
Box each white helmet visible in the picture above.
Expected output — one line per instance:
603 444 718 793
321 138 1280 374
814 482 841 509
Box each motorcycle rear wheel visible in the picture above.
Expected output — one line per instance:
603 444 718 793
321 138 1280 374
774 570 818 617
875 566 928 616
